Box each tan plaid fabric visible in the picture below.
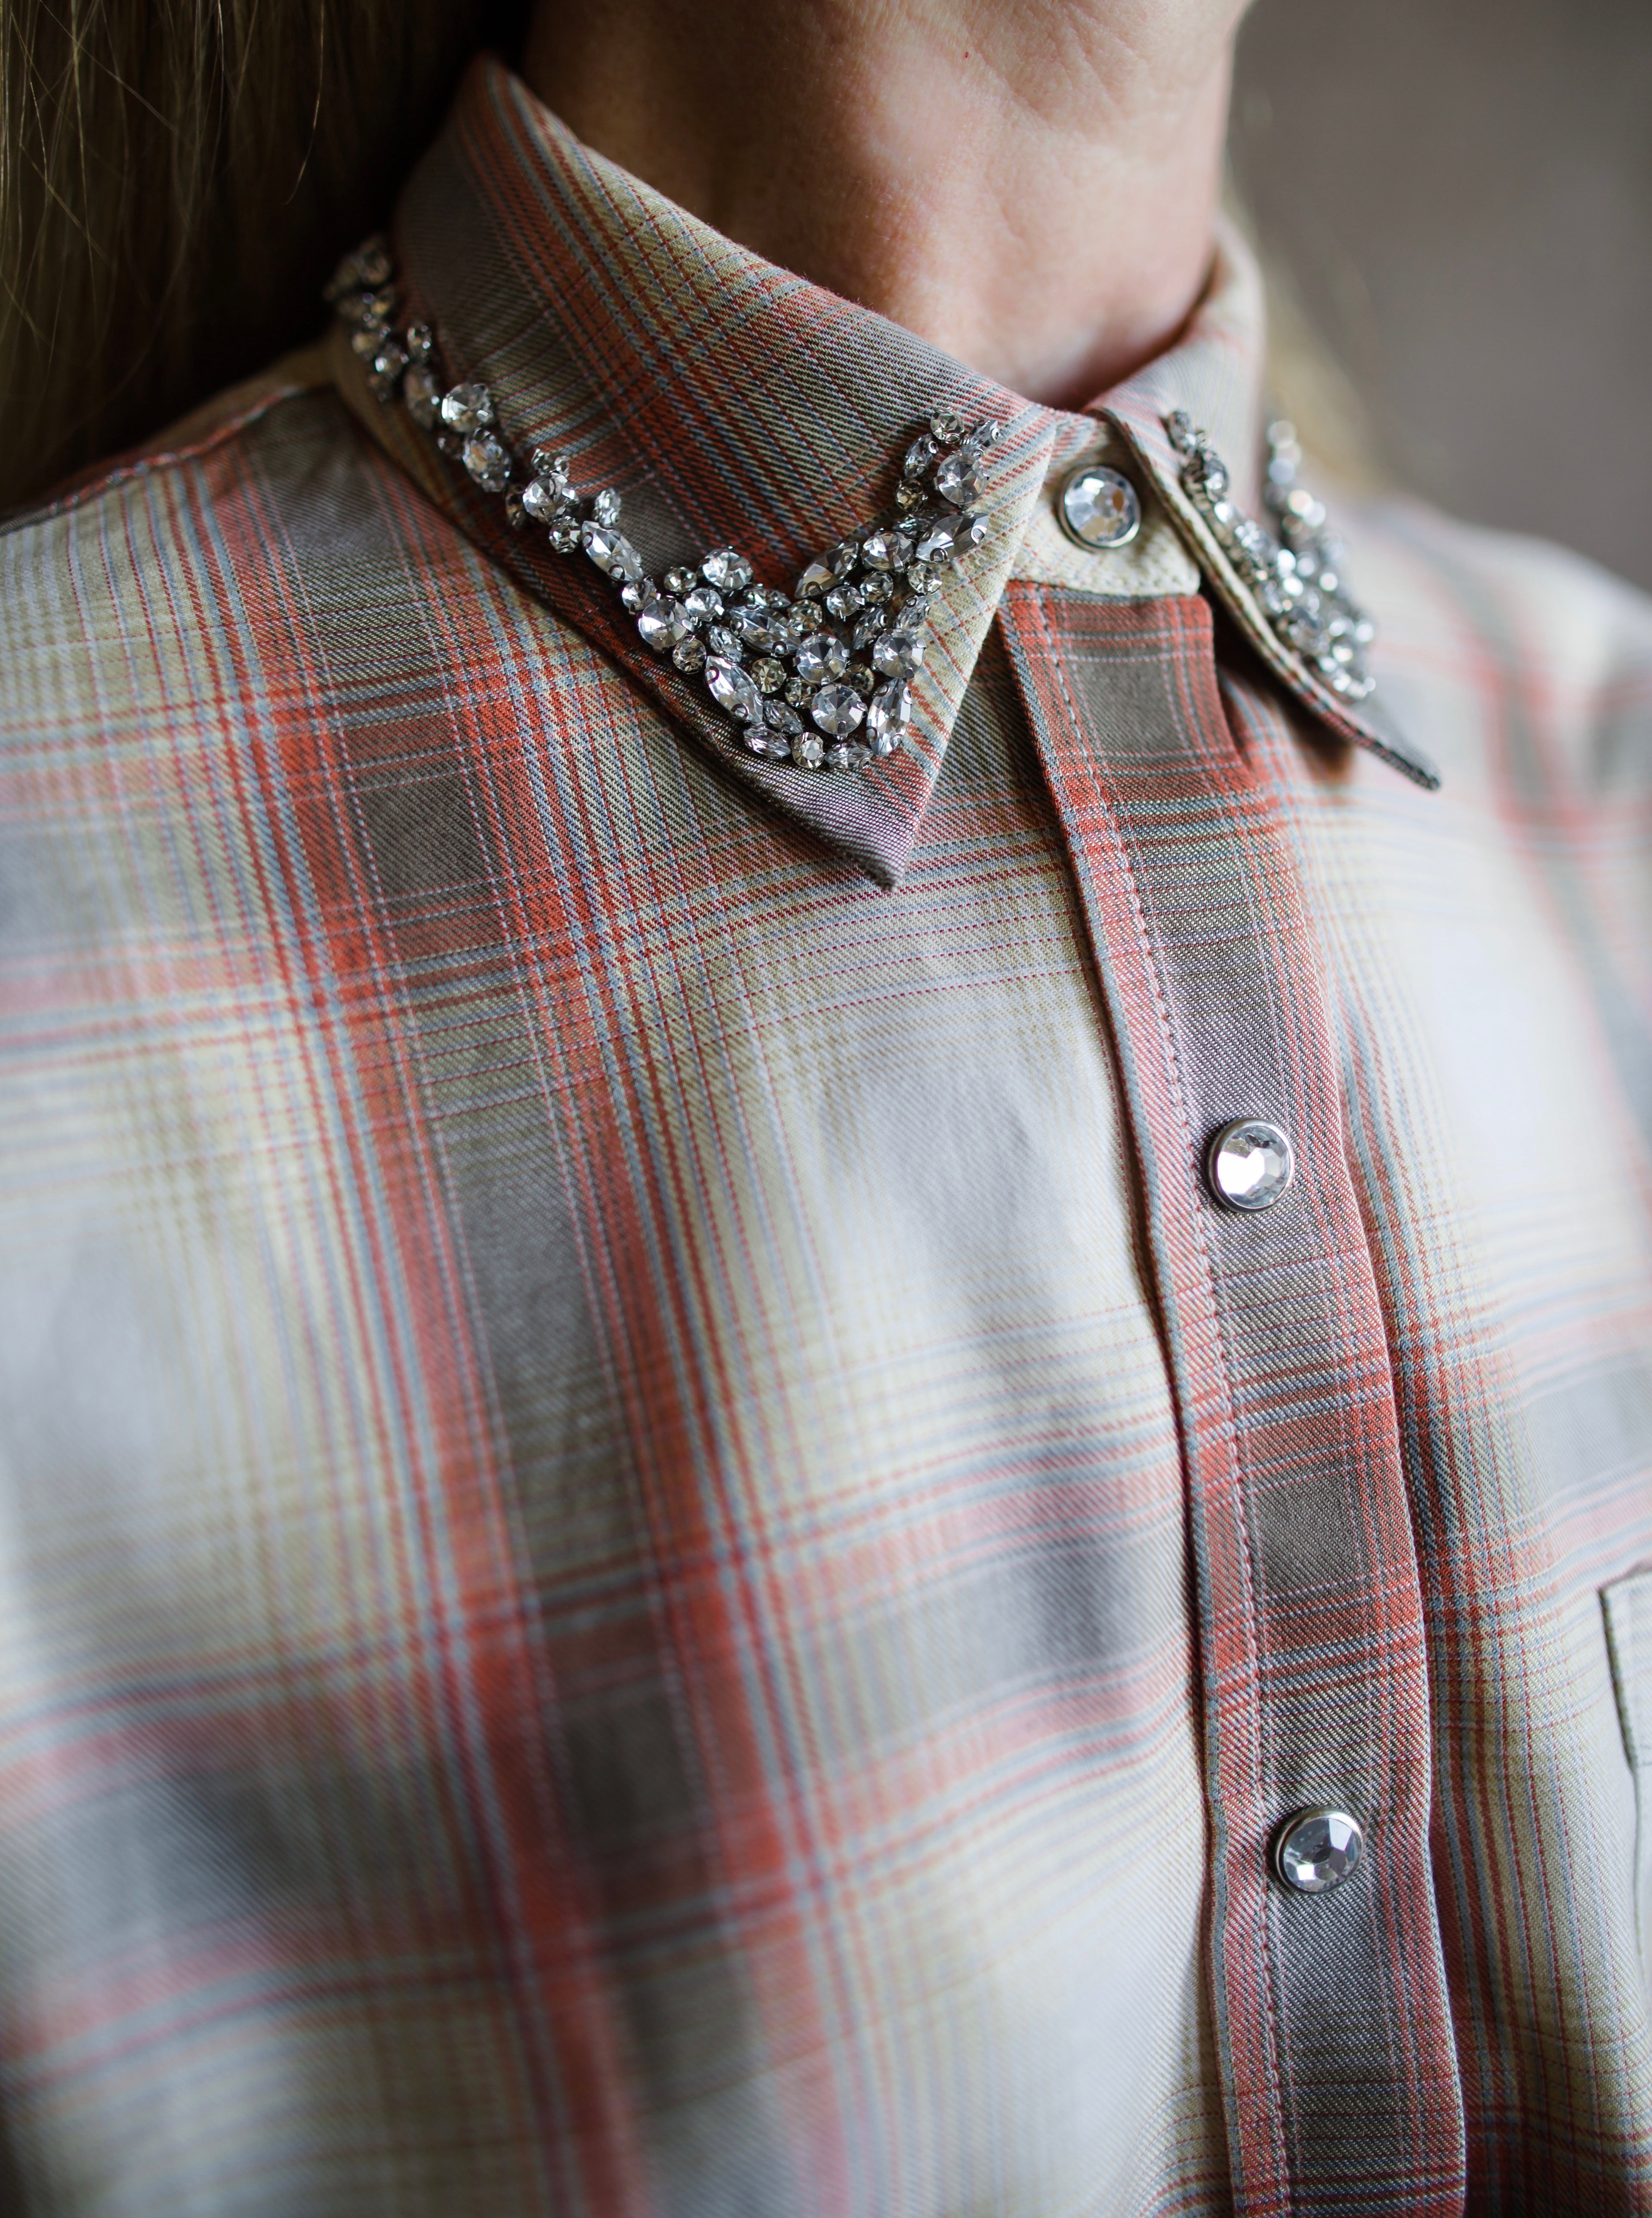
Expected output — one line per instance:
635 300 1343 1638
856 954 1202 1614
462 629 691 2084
2 53 1652 2217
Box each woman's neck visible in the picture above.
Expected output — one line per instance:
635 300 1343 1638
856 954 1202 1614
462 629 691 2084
523 0 1245 410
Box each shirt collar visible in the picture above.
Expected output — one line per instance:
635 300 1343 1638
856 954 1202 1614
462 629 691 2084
331 56 1429 886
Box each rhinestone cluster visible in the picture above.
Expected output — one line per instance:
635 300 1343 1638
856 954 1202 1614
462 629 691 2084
1165 410 1376 703
328 236 1000 774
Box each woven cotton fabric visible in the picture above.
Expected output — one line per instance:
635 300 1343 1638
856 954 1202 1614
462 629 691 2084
3 54 1652 2218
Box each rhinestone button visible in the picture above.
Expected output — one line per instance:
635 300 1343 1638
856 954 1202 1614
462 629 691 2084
1272 1808 1365 1895
1205 1120 1295 1212
1058 463 1142 550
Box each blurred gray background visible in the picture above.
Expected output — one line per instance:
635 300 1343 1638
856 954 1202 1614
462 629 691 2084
1231 0 1652 592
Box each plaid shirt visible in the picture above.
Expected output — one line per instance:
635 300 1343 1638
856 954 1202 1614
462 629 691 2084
3 53 1652 2218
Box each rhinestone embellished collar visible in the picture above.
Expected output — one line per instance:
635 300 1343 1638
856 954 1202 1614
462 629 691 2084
328 236 1008 777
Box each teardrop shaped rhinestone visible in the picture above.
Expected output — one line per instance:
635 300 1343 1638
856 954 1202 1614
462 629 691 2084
796 558 837 598
581 522 645 581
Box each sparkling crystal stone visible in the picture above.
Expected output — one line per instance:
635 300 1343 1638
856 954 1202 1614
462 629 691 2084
707 625 744 660
811 683 866 737
764 701 804 736
952 508 989 551
504 488 527 529
441 382 494 433
592 488 623 525
872 629 925 679
522 477 570 524
351 321 389 358
912 520 955 566
638 597 689 652
933 452 979 507
403 364 442 428
463 433 512 492
530 447 572 484
903 433 939 479
1272 1808 1364 1895
682 587 724 627
734 609 781 654
581 521 645 581
797 558 837 598
371 339 408 385
960 419 1002 461
825 745 853 773
548 519 581 553
784 676 817 709
752 657 787 694
706 656 764 722
929 409 964 443
894 481 926 513
845 664 875 698
860 531 906 571
620 579 650 613
1206 1120 1295 1212
701 548 754 592
740 722 769 755
673 635 706 673
899 593 932 626
825 585 862 622
852 610 886 651
794 633 849 683
404 323 433 360
867 679 911 755
829 540 860 578
905 561 935 592
858 574 892 605
792 732 826 771
665 566 698 597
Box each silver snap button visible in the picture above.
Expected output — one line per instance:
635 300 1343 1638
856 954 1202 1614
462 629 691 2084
1272 1807 1365 1895
1057 463 1141 549
1205 1120 1295 1212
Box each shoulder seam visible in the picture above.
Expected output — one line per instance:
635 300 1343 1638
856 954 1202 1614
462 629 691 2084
0 367 337 541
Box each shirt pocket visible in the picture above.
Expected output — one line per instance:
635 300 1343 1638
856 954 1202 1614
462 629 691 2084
1602 1567 1652 1974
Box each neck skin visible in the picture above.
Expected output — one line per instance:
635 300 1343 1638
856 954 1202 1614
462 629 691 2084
523 0 1246 411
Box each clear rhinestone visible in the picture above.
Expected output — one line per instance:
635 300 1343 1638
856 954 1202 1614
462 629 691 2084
1272 1808 1364 1895
1206 1120 1295 1212
707 625 744 660
872 629 925 679
764 701 804 736
638 597 689 653
825 584 862 622
441 381 494 433
903 433 939 479
784 676 817 709
905 561 935 592
740 722 770 755
592 488 622 525
868 679 911 755
825 744 854 772
852 610 886 651
522 477 570 524
463 433 512 492
858 574 892 605
665 566 698 597
899 593 932 626
860 530 907 571
829 540 860 578
581 522 644 581
797 558 837 598
701 548 754 592
793 731 826 771
683 587 724 626
673 635 706 673
706 656 764 722
1057 464 1141 551
934 452 978 507
734 608 781 653
811 683 866 737
548 519 580 553
370 339 408 386
845 664 875 698
961 419 1002 461
952 509 989 552
403 364 442 428
530 447 572 484
794 633 849 683
930 409 964 443
895 481 926 514
620 579 650 613
752 656 787 694
912 520 955 566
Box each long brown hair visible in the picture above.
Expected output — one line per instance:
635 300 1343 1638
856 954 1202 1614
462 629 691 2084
0 0 525 512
